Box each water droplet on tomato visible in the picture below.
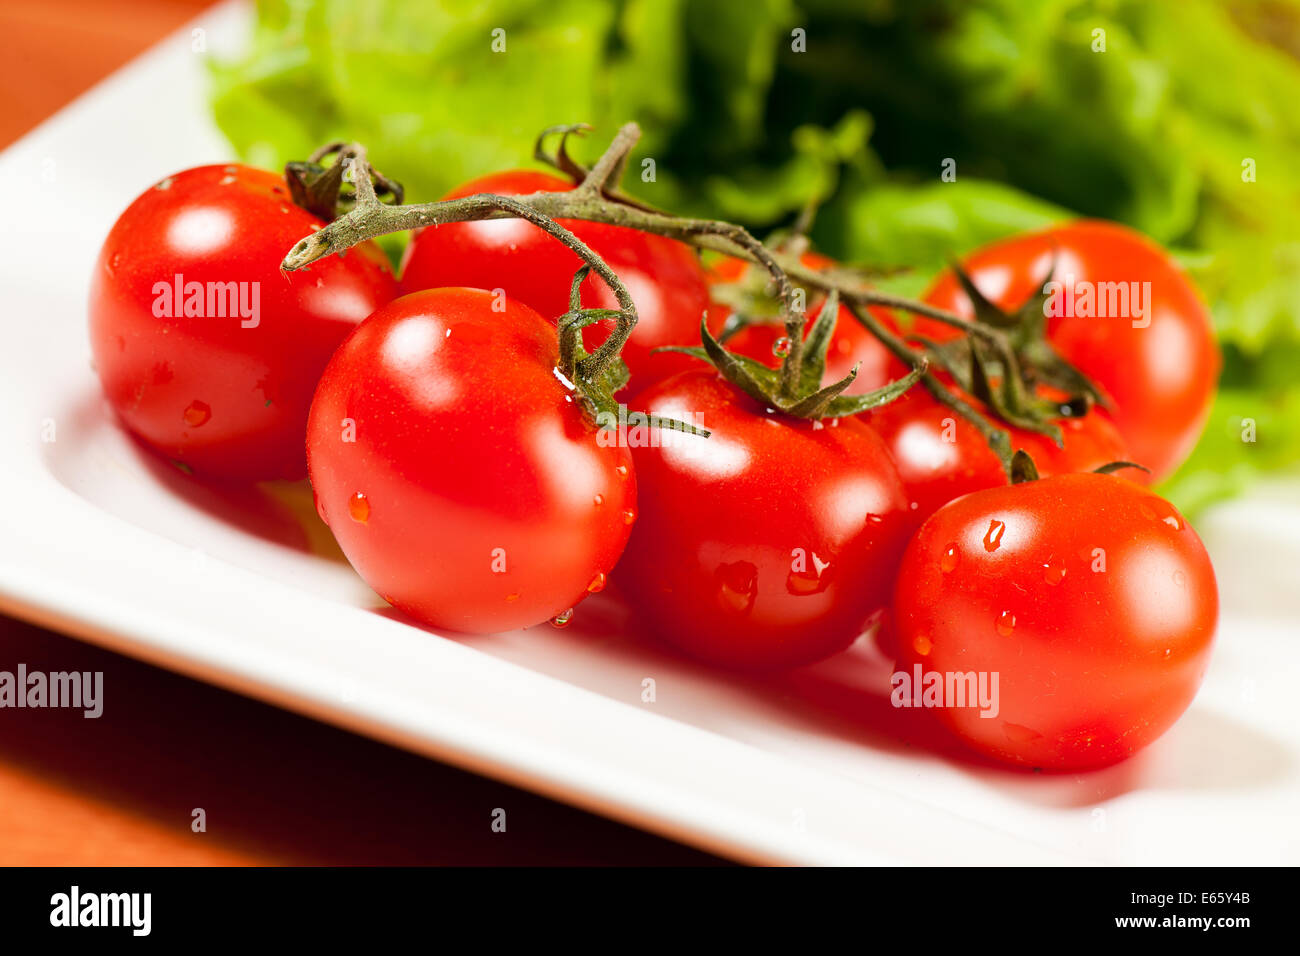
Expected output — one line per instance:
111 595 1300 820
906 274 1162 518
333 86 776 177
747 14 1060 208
1173 570 1187 589
348 492 370 523
1140 498 1183 530
865 513 884 525
983 519 1006 552
505 592 520 603
912 634 932 657
593 494 605 507
107 252 122 276
182 400 211 427
995 610 1017 636
772 336 792 357
940 545 959 573
716 561 759 616
1043 559 1067 586
551 608 574 628
587 572 607 593
622 508 636 525
313 489 328 525
615 464 628 477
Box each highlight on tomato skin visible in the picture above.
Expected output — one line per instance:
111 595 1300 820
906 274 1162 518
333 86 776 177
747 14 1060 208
88 164 398 482
891 472 1219 772
305 287 636 635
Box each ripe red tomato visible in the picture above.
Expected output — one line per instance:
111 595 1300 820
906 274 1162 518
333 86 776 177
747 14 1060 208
307 288 635 634
708 252 905 394
614 369 913 670
399 170 712 392
892 472 1218 771
868 387 1132 521
88 164 397 480
923 221 1219 480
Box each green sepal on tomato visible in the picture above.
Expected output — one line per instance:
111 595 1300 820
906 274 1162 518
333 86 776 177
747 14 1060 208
706 251 903 397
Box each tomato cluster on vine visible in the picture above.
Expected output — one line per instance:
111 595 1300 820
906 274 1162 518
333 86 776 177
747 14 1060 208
88 129 1220 773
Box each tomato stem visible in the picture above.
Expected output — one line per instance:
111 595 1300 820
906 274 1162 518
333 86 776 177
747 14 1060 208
846 302 1015 477
280 124 1102 459
284 142 403 221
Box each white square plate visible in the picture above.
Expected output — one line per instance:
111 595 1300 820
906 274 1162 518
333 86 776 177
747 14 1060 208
2 1 1298 865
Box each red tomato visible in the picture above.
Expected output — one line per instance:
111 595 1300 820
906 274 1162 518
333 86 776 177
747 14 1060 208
88 164 397 480
923 221 1219 480
307 288 635 634
709 252 905 394
892 473 1218 771
399 170 712 392
614 369 913 670
868 387 1132 521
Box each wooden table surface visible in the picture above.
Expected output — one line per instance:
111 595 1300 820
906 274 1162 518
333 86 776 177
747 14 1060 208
0 0 720 866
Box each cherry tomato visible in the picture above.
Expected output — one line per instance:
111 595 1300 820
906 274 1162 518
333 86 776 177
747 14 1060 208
868 387 1132 521
923 221 1219 480
399 170 711 392
307 288 635 634
614 369 912 670
893 472 1218 771
88 164 397 480
709 252 905 395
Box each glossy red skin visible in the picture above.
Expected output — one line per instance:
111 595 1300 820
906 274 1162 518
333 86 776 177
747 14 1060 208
615 370 913 670
708 252 906 395
923 221 1219 480
868 387 1133 522
307 288 635 634
893 473 1218 771
399 170 712 392
88 164 397 480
